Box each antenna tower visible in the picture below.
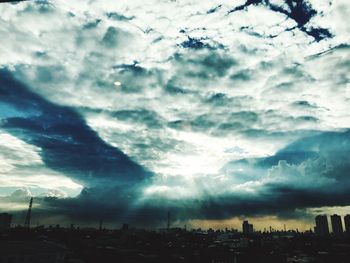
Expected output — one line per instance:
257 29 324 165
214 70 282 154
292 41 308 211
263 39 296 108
24 197 33 228
167 211 170 230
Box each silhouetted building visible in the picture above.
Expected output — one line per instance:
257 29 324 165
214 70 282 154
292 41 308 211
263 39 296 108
331 214 343 236
315 215 329 236
242 220 253 235
0 213 12 229
344 215 350 235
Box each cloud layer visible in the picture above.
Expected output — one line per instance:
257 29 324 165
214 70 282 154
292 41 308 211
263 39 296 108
0 0 349 226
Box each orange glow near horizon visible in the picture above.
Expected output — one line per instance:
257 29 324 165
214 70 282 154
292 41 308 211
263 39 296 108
186 216 314 232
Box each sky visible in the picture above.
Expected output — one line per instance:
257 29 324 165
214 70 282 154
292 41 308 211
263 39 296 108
0 0 349 230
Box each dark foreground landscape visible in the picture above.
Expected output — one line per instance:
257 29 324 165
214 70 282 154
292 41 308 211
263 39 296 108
1 226 350 263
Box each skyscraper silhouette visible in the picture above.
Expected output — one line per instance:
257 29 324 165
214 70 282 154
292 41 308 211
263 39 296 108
242 220 253 234
344 215 350 235
331 214 343 236
315 215 329 236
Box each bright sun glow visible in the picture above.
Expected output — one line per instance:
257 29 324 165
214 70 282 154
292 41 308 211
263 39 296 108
114 81 122 86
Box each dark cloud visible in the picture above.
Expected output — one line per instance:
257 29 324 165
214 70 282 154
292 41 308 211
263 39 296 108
106 12 135 21
0 0 28 4
205 94 254 108
0 68 162 224
295 115 319 123
164 80 192 95
206 111 260 135
229 111 259 124
19 1 54 13
173 51 237 81
292 100 318 109
0 69 152 187
228 0 333 41
205 93 231 106
160 51 239 96
209 130 350 217
101 26 133 49
230 70 252 82
180 37 211 50
189 114 217 131
82 19 102 30
166 110 259 134
207 5 222 14
110 109 164 129
35 65 67 83
112 64 163 93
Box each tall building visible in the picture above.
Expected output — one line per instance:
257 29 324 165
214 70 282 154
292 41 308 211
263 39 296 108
344 215 350 235
331 214 343 236
242 220 253 235
0 213 12 229
315 215 329 236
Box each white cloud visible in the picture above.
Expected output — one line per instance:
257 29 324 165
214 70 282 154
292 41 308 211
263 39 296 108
0 0 349 205
0 132 82 197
